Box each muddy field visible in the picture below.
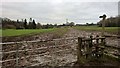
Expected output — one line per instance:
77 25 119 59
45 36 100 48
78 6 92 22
1 28 120 68
2 37 78 67
2 28 120 47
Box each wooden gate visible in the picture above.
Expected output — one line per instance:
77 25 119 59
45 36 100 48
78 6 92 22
77 35 106 64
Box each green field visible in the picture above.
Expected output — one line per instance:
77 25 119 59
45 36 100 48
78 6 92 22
1 26 119 37
74 26 119 33
0 29 2 36
2 28 68 37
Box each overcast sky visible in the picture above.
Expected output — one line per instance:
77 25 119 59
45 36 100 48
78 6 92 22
1 0 119 24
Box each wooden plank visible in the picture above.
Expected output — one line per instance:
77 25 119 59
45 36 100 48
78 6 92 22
77 37 82 63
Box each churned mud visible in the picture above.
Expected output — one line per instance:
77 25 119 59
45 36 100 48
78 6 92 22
1 28 120 68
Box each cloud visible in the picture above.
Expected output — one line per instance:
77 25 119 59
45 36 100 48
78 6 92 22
1 1 118 24
1 0 120 2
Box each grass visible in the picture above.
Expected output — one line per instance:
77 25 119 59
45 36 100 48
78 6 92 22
2 28 68 37
74 26 119 33
0 29 2 36
2 26 119 37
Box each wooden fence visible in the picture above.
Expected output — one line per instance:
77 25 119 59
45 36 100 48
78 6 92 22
77 35 120 64
0 36 120 68
1 37 78 68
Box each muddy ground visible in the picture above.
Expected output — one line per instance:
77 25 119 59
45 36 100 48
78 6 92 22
1 28 120 68
2 28 120 47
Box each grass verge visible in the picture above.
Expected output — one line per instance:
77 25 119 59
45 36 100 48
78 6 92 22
74 26 119 34
2 28 68 37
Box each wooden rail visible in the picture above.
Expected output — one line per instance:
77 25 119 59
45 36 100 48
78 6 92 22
0 37 78 45
1 36 119 67
77 35 120 64
1 37 77 68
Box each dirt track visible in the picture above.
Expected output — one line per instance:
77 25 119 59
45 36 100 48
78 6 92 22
27 28 119 67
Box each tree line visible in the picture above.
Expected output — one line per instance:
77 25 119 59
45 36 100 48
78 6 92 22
1 18 75 29
97 15 120 27
2 15 119 29
2 18 37 29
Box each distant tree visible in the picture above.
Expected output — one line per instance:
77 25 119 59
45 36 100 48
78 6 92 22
46 24 50 29
24 19 27 29
86 23 89 26
2 18 17 29
97 16 120 27
49 24 54 28
54 24 58 28
42 24 54 29
36 23 42 29
32 19 36 29
91 23 94 25
28 18 33 29
17 19 19 23
19 19 24 29
16 19 20 29
69 22 75 27
42 24 49 29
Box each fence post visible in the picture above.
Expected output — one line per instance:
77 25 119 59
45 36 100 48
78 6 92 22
101 37 105 47
96 35 99 58
77 37 82 63
0 41 2 68
86 38 91 59
100 37 105 59
99 14 106 36
118 48 120 62
90 36 93 47
87 36 92 59
16 43 19 68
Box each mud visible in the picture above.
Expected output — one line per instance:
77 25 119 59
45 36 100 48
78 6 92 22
1 28 120 68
